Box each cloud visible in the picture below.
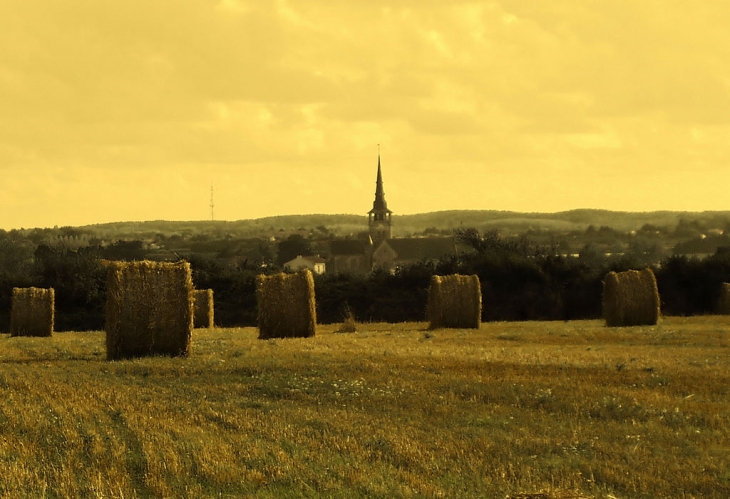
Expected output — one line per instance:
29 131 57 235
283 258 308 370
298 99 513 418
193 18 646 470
504 2 730 124
2 0 730 227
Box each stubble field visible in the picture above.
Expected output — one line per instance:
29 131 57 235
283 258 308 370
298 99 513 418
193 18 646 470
0 317 728 498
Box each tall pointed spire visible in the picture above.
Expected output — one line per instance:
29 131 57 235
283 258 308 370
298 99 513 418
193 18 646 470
368 145 393 241
372 149 389 212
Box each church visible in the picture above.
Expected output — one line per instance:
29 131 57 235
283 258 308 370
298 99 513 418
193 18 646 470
328 155 459 274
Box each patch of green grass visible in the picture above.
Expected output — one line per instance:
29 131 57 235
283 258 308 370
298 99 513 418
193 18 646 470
0 317 728 497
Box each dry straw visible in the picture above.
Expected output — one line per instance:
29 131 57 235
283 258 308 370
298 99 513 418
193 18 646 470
193 289 215 328
427 274 482 329
10 287 54 337
256 269 316 339
718 283 730 315
336 304 357 334
106 260 194 360
602 268 661 327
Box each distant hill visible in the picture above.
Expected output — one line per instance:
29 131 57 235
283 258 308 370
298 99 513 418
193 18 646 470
395 210 730 235
83 215 366 239
77 209 730 240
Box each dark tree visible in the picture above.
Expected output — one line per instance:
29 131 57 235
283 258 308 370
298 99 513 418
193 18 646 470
102 240 145 261
277 234 312 265
33 245 107 331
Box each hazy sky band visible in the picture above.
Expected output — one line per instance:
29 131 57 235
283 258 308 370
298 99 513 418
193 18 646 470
1 1 728 229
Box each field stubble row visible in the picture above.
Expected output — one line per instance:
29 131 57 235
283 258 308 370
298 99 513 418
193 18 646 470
0 317 728 498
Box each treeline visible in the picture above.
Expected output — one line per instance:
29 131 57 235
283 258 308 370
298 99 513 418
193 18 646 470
1 230 730 332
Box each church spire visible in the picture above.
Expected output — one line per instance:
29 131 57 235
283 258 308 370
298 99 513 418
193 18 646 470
372 151 389 212
368 146 393 241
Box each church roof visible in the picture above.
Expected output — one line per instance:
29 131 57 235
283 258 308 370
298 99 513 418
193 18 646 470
377 237 459 261
329 239 372 255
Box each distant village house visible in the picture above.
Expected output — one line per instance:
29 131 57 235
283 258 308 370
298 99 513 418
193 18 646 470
284 255 327 275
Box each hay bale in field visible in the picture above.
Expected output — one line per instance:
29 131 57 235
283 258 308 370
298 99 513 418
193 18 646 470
718 283 730 315
10 287 54 337
106 260 194 360
602 268 660 327
256 269 316 339
427 274 482 329
193 289 214 328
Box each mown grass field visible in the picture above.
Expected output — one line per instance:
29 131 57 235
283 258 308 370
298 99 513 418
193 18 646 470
0 317 728 498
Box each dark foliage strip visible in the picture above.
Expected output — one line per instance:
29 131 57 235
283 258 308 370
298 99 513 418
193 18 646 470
2 234 730 331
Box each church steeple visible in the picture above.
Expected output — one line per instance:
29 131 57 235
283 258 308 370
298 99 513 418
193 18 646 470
368 148 393 241
372 154 388 212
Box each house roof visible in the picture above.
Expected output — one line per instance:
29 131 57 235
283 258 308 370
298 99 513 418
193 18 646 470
301 255 327 264
285 255 327 265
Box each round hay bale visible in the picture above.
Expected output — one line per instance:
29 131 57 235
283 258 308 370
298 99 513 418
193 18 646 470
106 260 194 360
10 287 54 337
256 269 317 339
602 268 660 327
427 274 482 329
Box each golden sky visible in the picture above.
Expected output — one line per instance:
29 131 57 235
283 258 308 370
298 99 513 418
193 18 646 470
2 1 730 229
